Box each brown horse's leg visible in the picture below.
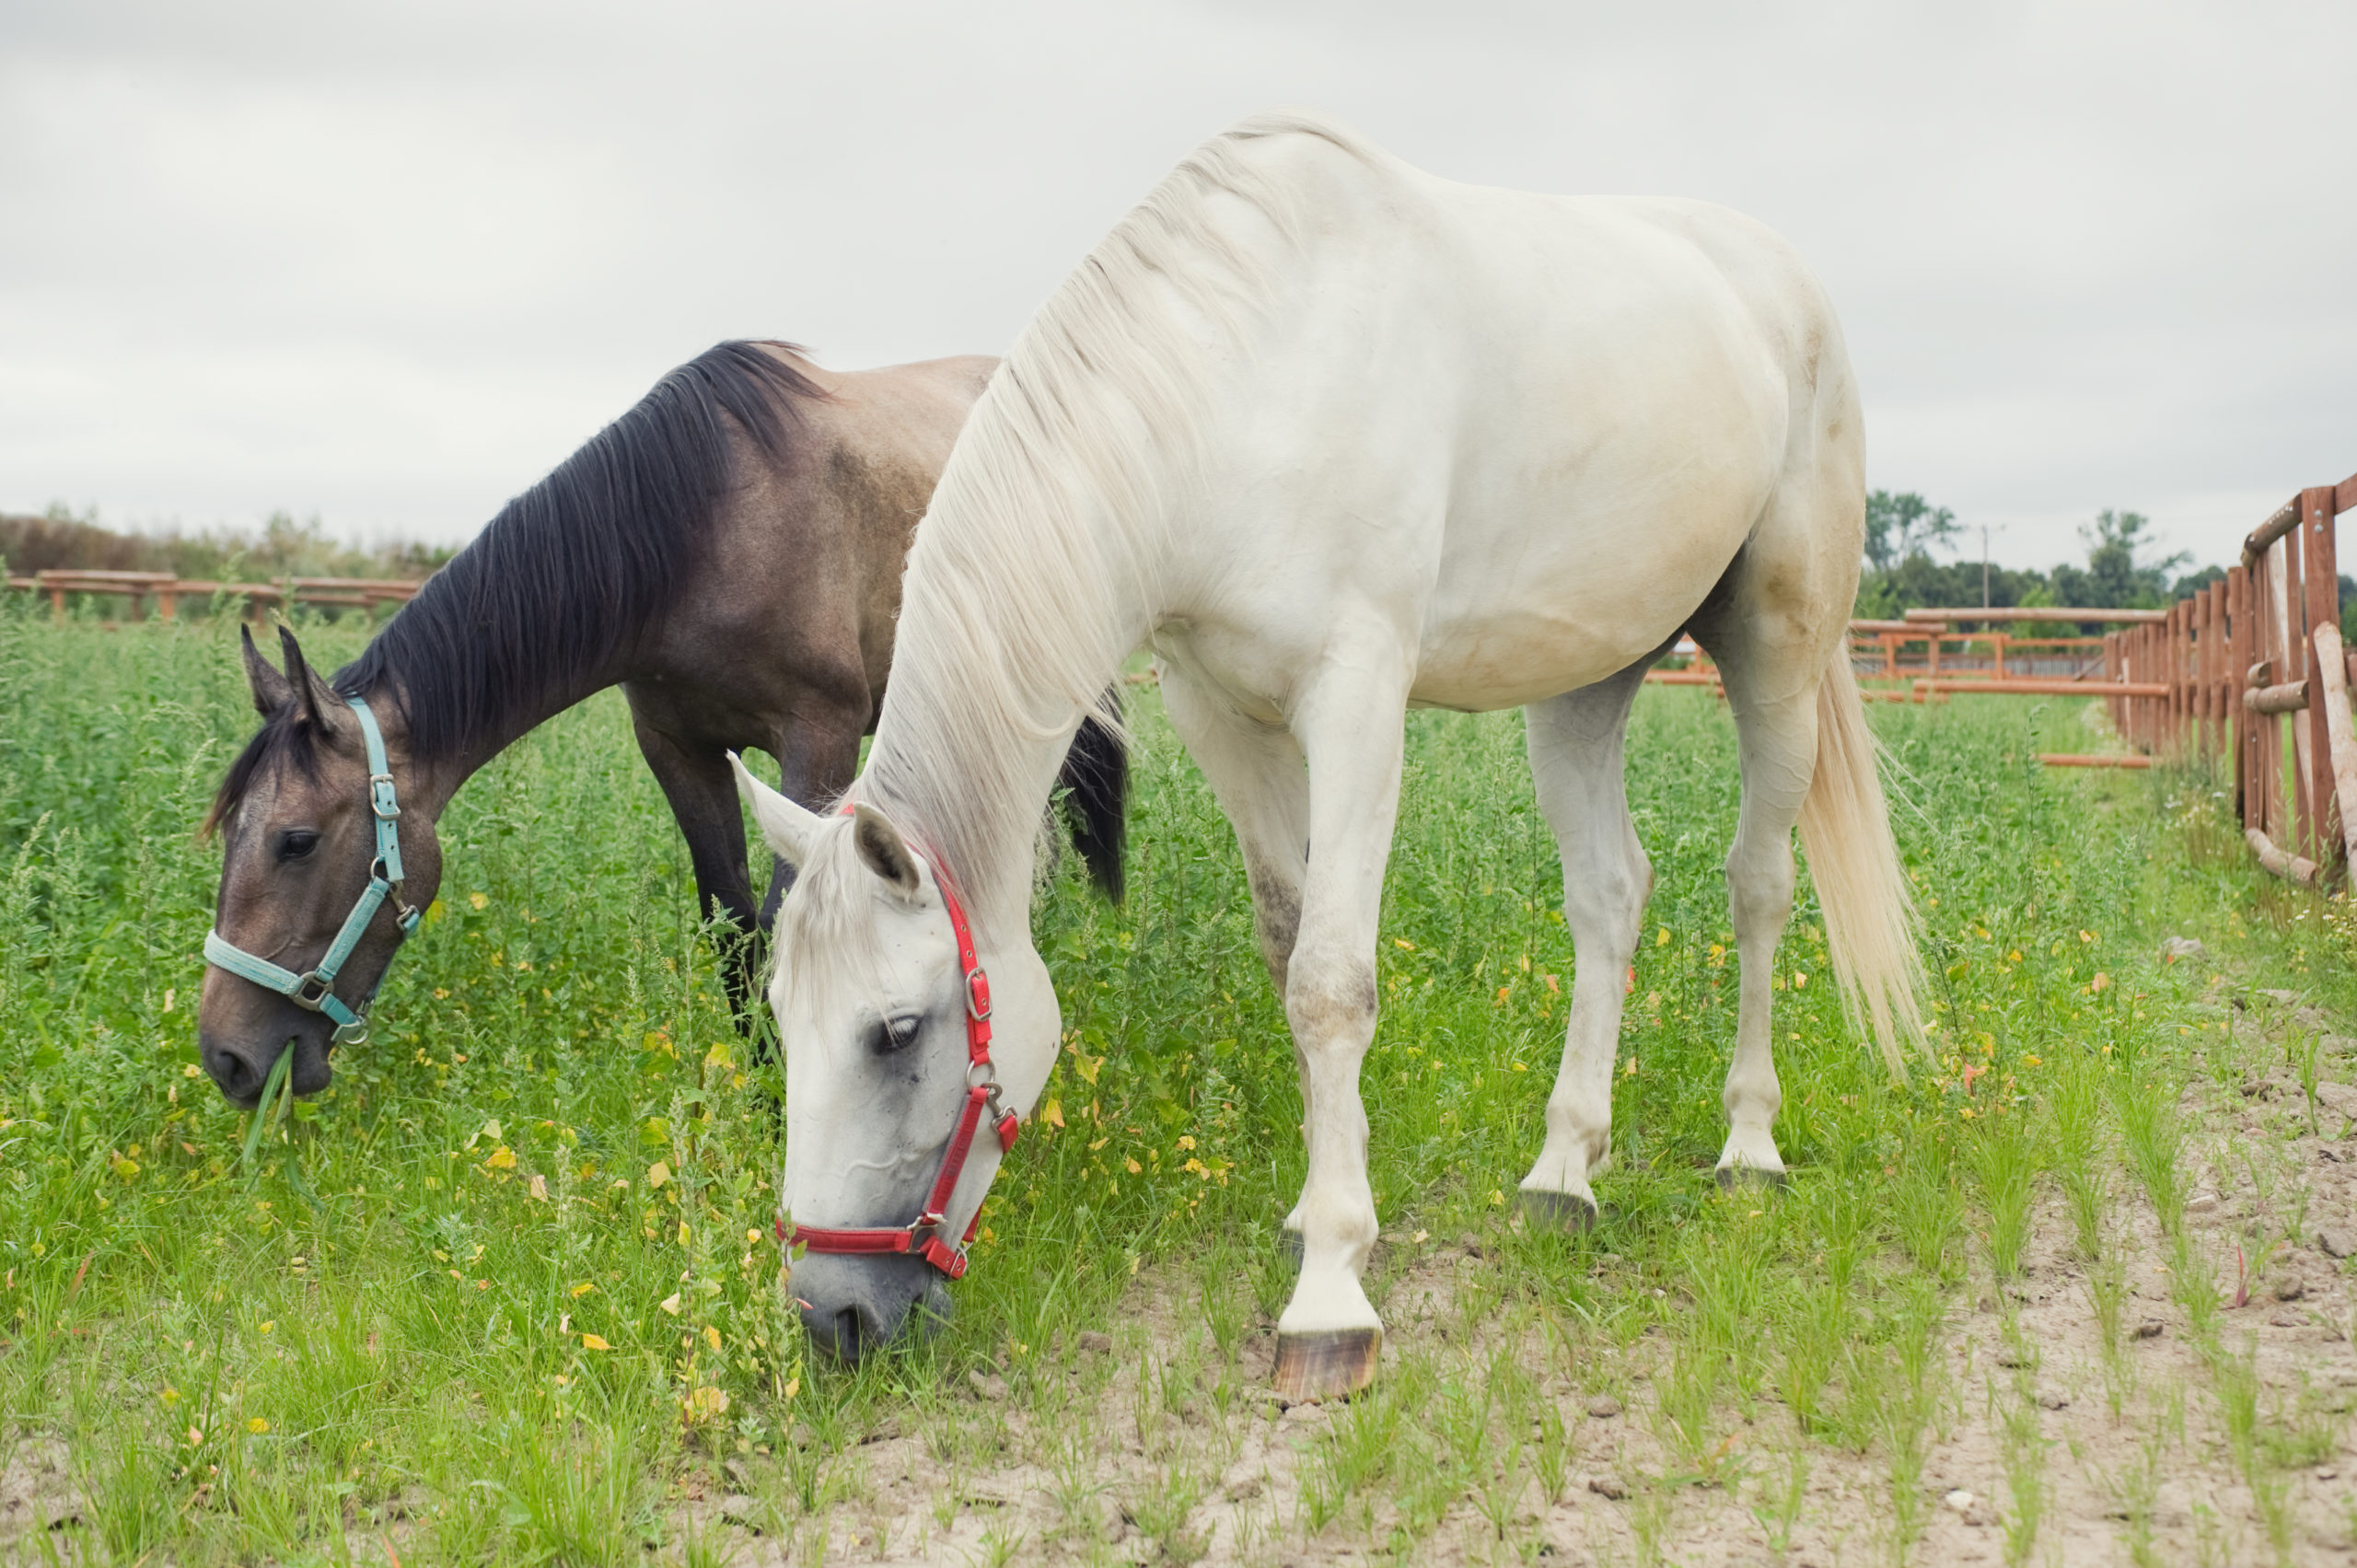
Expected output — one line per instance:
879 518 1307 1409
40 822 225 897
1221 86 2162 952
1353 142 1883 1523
755 711 866 927
628 711 766 1019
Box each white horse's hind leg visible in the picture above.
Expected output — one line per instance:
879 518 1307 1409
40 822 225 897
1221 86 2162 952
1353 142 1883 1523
1518 665 1653 1228
1695 628 1829 1188
1268 644 1408 1401
1157 663 1316 1249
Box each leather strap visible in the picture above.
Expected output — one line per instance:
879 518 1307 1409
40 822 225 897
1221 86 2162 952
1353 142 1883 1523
782 811 1016 1280
203 696 422 1048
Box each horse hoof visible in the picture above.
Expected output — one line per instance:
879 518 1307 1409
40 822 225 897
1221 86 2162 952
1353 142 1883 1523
1278 1228 1304 1273
1272 1327 1381 1402
1714 1163 1789 1192
1516 1189 1600 1233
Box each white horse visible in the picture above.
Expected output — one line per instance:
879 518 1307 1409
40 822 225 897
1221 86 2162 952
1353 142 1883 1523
731 111 1922 1400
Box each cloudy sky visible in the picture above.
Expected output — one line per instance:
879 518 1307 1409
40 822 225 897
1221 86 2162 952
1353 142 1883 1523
4 0 2351 572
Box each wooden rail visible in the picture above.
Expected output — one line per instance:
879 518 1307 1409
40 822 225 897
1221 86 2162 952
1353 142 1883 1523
4 569 423 620
1648 471 2357 894
2227 477 2357 882
1650 621 2167 700
1904 606 2172 625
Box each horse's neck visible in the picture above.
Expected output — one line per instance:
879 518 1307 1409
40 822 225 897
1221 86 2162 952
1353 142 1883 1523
398 650 636 821
870 623 1153 946
938 731 1088 939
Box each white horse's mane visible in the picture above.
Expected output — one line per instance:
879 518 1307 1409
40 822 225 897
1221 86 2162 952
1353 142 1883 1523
835 110 1385 925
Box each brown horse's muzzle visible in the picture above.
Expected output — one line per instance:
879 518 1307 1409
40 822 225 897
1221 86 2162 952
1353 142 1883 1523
197 975 338 1108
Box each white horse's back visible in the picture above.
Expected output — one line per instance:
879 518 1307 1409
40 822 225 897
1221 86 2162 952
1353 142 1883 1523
1146 122 1860 714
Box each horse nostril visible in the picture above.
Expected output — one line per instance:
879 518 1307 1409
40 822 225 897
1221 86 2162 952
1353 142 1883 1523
835 1307 864 1357
203 1046 255 1096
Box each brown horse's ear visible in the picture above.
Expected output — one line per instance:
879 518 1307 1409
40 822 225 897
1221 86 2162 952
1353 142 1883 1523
276 624 348 738
240 623 296 716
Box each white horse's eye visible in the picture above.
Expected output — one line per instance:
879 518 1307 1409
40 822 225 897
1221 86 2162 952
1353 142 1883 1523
868 1016 923 1056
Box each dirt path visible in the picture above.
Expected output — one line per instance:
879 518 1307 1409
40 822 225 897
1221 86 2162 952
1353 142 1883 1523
658 992 2357 1568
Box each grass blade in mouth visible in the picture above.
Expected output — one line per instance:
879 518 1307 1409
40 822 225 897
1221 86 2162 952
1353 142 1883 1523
241 1046 294 1169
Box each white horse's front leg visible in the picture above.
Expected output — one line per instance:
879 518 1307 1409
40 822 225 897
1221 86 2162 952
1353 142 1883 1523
1519 671 1652 1228
1156 662 1317 1256
1271 652 1406 1402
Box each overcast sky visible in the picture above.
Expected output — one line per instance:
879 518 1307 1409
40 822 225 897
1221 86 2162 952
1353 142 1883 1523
4 0 2352 573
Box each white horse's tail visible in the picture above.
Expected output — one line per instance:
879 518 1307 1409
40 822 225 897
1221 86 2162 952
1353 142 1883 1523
1798 654 1925 1075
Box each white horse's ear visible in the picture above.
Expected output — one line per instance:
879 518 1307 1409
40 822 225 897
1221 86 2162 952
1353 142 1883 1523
727 752 819 866
849 803 923 899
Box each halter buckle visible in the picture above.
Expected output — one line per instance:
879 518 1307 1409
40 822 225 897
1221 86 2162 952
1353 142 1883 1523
964 966 992 1021
369 774 400 820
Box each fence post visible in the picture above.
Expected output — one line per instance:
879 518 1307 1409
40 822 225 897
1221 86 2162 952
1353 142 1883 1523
2115 627 2129 745
2302 485 2340 865
2183 601 2195 755
2137 623 2153 751
2187 587 2206 759
2230 565 2251 822
2208 584 2224 755
2191 589 2209 756
2173 601 2189 755
2211 580 2228 757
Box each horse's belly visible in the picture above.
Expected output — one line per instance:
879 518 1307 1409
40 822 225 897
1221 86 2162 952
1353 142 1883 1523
1405 467 1763 711
1408 616 1659 711
1409 574 1710 711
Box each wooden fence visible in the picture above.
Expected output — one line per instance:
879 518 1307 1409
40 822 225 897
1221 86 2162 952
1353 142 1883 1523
1648 471 2357 887
2212 473 2357 883
3 568 422 620
1655 611 2171 705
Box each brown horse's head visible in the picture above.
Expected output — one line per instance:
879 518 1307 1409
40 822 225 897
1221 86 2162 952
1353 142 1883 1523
199 625 444 1107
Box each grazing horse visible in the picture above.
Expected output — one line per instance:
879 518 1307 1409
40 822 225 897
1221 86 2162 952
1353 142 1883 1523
198 342 1126 1108
733 113 1923 1398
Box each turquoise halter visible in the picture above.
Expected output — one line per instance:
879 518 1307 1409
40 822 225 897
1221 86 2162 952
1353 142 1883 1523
203 696 423 1047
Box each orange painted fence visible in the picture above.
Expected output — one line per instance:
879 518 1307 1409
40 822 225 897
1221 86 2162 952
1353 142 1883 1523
1644 467 2357 886
1655 613 2170 702
2213 473 2357 884
3 568 422 620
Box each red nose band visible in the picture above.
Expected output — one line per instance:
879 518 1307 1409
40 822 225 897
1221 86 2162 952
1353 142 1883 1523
776 811 1016 1280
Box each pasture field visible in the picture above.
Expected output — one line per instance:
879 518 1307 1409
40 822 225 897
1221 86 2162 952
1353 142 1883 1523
2 606 2355 1567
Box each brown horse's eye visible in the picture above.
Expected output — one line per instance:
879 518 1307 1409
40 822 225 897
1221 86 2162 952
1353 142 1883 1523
277 830 319 862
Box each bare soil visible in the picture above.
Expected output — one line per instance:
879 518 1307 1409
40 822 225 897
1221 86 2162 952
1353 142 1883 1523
665 999 2357 1567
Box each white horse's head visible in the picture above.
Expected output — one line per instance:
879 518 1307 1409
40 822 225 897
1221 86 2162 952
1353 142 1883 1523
729 755 1060 1359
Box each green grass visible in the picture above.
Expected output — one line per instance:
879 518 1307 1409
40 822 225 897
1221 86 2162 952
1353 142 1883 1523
2 604 2350 1563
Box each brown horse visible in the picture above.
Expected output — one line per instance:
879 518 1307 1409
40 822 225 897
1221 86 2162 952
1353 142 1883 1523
198 341 1124 1107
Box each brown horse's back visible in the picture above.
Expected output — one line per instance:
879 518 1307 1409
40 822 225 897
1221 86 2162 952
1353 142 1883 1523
626 351 998 762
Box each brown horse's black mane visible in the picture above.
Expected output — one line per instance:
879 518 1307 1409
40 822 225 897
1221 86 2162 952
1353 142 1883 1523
209 342 822 827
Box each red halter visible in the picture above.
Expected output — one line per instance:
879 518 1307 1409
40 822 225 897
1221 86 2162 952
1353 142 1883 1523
777 819 1017 1281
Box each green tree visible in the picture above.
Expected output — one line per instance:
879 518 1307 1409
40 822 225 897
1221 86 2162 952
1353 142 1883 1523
1863 490 1959 572
2049 509 2189 609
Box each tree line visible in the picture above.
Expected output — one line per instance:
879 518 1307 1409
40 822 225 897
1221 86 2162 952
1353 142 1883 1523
0 505 453 584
